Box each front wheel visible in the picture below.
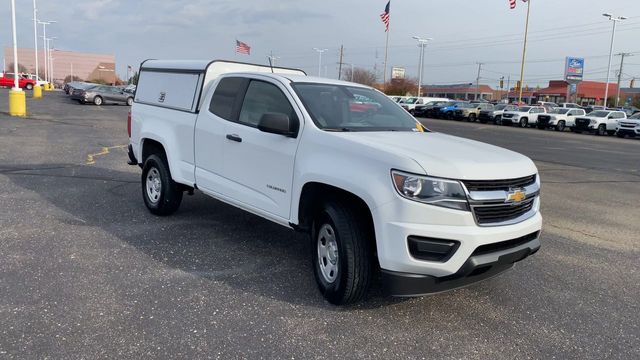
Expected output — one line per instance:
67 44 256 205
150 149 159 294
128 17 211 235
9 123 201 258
25 83 33 90
93 96 103 106
141 154 183 216
311 200 373 305
519 118 528 128
555 121 566 132
596 124 606 136
126 97 133 106
468 113 477 122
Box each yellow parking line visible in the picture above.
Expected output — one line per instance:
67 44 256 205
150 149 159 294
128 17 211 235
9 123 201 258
86 145 127 165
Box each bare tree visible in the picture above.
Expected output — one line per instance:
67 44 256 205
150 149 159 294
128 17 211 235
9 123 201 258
385 78 418 96
6 63 29 74
342 67 377 87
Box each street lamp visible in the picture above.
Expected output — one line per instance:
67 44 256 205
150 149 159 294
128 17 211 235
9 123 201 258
31 0 43 98
313 48 328 77
47 37 57 85
8 0 26 116
38 20 55 86
602 13 627 107
412 36 432 97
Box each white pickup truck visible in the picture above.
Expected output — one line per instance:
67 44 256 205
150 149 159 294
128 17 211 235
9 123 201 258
127 60 542 305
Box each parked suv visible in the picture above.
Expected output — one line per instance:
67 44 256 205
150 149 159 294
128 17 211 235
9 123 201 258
413 101 448 118
573 110 627 136
478 104 519 124
536 108 586 131
616 113 640 138
453 103 494 122
501 106 547 128
438 101 467 119
128 60 542 305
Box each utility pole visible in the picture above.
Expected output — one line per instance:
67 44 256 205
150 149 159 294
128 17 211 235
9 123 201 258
602 13 627 107
337 45 344 80
476 62 484 101
615 52 632 107
506 75 511 103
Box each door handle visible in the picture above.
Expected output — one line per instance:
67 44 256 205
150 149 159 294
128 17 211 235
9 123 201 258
226 134 242 143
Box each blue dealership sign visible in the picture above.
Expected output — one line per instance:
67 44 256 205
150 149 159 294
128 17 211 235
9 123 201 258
565 57 584 83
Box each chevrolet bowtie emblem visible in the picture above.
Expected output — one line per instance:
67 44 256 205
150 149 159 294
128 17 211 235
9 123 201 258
506 189 526 203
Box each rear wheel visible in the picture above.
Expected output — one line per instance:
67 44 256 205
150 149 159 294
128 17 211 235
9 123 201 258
495 115 502 125
555 121 566 132
468 113 477 122
93 96 103 106
126 97 133 106
141 154 183 216
311 199 373 305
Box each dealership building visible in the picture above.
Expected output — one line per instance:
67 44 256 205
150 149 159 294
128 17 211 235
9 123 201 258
3 48 117 84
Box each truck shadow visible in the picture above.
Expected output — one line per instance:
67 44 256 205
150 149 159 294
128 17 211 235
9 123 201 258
6 163 410 309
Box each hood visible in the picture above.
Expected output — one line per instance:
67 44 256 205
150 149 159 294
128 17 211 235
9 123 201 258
335 131 537 180
503 111 527 116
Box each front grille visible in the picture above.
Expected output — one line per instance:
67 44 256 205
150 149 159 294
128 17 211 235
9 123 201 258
472 231 539 256
462 175 536 192
538 115 551 126
619 122 637 128
575 118 591 129
502 113 514 118
472 197 536 225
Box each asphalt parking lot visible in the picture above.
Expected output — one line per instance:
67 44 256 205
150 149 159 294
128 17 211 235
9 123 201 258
0 89 638 359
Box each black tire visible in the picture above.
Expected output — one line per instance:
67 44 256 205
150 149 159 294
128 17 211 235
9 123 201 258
519 118 528 128
141 154 183 216
596 124 606 136
126 97 133 106
468 113 477 122
555 121 566 132
495 115 502 125
25 83 33 90
311 199 373 305
93 96 103 106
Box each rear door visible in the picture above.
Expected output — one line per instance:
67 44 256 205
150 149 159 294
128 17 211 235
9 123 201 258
220 78 303 219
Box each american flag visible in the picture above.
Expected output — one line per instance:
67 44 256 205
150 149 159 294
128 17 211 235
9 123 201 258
380 1 390 32
235 40 251 55
510 0 527 9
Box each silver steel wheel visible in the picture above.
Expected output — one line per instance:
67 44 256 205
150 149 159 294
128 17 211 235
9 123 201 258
317 223 339 283
145 167 162 204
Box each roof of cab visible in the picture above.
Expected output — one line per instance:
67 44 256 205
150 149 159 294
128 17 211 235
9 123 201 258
141 60 212 71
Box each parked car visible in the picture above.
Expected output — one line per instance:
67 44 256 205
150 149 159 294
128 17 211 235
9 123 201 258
536 108 586 131
582 105 606 114
0 72 36 90
501 106 547 128
71 85 134 106
3 72 47 87
128 59 542 305
558 102 581 109
478 104 519 124
615 112 640 138
572 110 627 136
438 101 467 119
413 101 448 118
535 101 558 112
64 81 95 95
453 102 493 122
401 97 449 114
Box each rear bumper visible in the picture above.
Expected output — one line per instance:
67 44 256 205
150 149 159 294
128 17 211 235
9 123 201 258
382 236 540 296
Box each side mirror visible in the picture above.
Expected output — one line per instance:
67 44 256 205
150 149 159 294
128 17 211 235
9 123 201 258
258 113 296 137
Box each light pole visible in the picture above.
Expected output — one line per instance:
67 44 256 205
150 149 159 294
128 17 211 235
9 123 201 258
9 0 26 116
48 37 57 86
412 36 432 97
38 20 55 87
313 48 328 77
32 0 43 98
602 13 627 107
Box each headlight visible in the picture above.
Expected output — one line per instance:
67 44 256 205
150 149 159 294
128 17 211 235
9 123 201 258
549 116 556 121
391 171 469 211
590 119 597 125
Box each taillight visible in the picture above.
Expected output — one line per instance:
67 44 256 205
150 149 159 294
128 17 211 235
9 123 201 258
127 111 132 137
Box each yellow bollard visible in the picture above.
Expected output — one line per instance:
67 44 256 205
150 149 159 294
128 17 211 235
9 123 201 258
44 83 51 91
9 88 27 117
33 85 43 99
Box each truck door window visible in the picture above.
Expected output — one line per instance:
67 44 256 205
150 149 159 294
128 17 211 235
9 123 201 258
209 77 247 121
238 80 297 128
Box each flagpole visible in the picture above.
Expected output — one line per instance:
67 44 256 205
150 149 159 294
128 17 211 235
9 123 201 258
518 0 531 104
383 26 391 93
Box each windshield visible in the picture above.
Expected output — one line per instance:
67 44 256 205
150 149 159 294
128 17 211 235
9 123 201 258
550 108 570 114
518 106 532 112
292 83 423 132
630 113 640 119
494 104 508 110
458 103 477 109
588 111 610 118
404 98 418 104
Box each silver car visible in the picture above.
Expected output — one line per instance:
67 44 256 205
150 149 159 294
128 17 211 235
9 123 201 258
71 85 134 106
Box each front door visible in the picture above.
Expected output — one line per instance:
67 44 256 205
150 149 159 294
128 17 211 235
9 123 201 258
221 79 302 220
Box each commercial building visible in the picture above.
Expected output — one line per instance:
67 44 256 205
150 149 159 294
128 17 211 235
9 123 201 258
3 48 117 85
423 83 496 101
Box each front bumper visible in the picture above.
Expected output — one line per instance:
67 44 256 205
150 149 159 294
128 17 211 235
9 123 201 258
616 128 639 136
383 233 540 296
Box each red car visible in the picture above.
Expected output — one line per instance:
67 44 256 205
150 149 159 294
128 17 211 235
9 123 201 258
0 73 36 90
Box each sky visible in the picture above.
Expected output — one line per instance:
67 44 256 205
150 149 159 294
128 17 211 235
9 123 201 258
2 0 640 88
